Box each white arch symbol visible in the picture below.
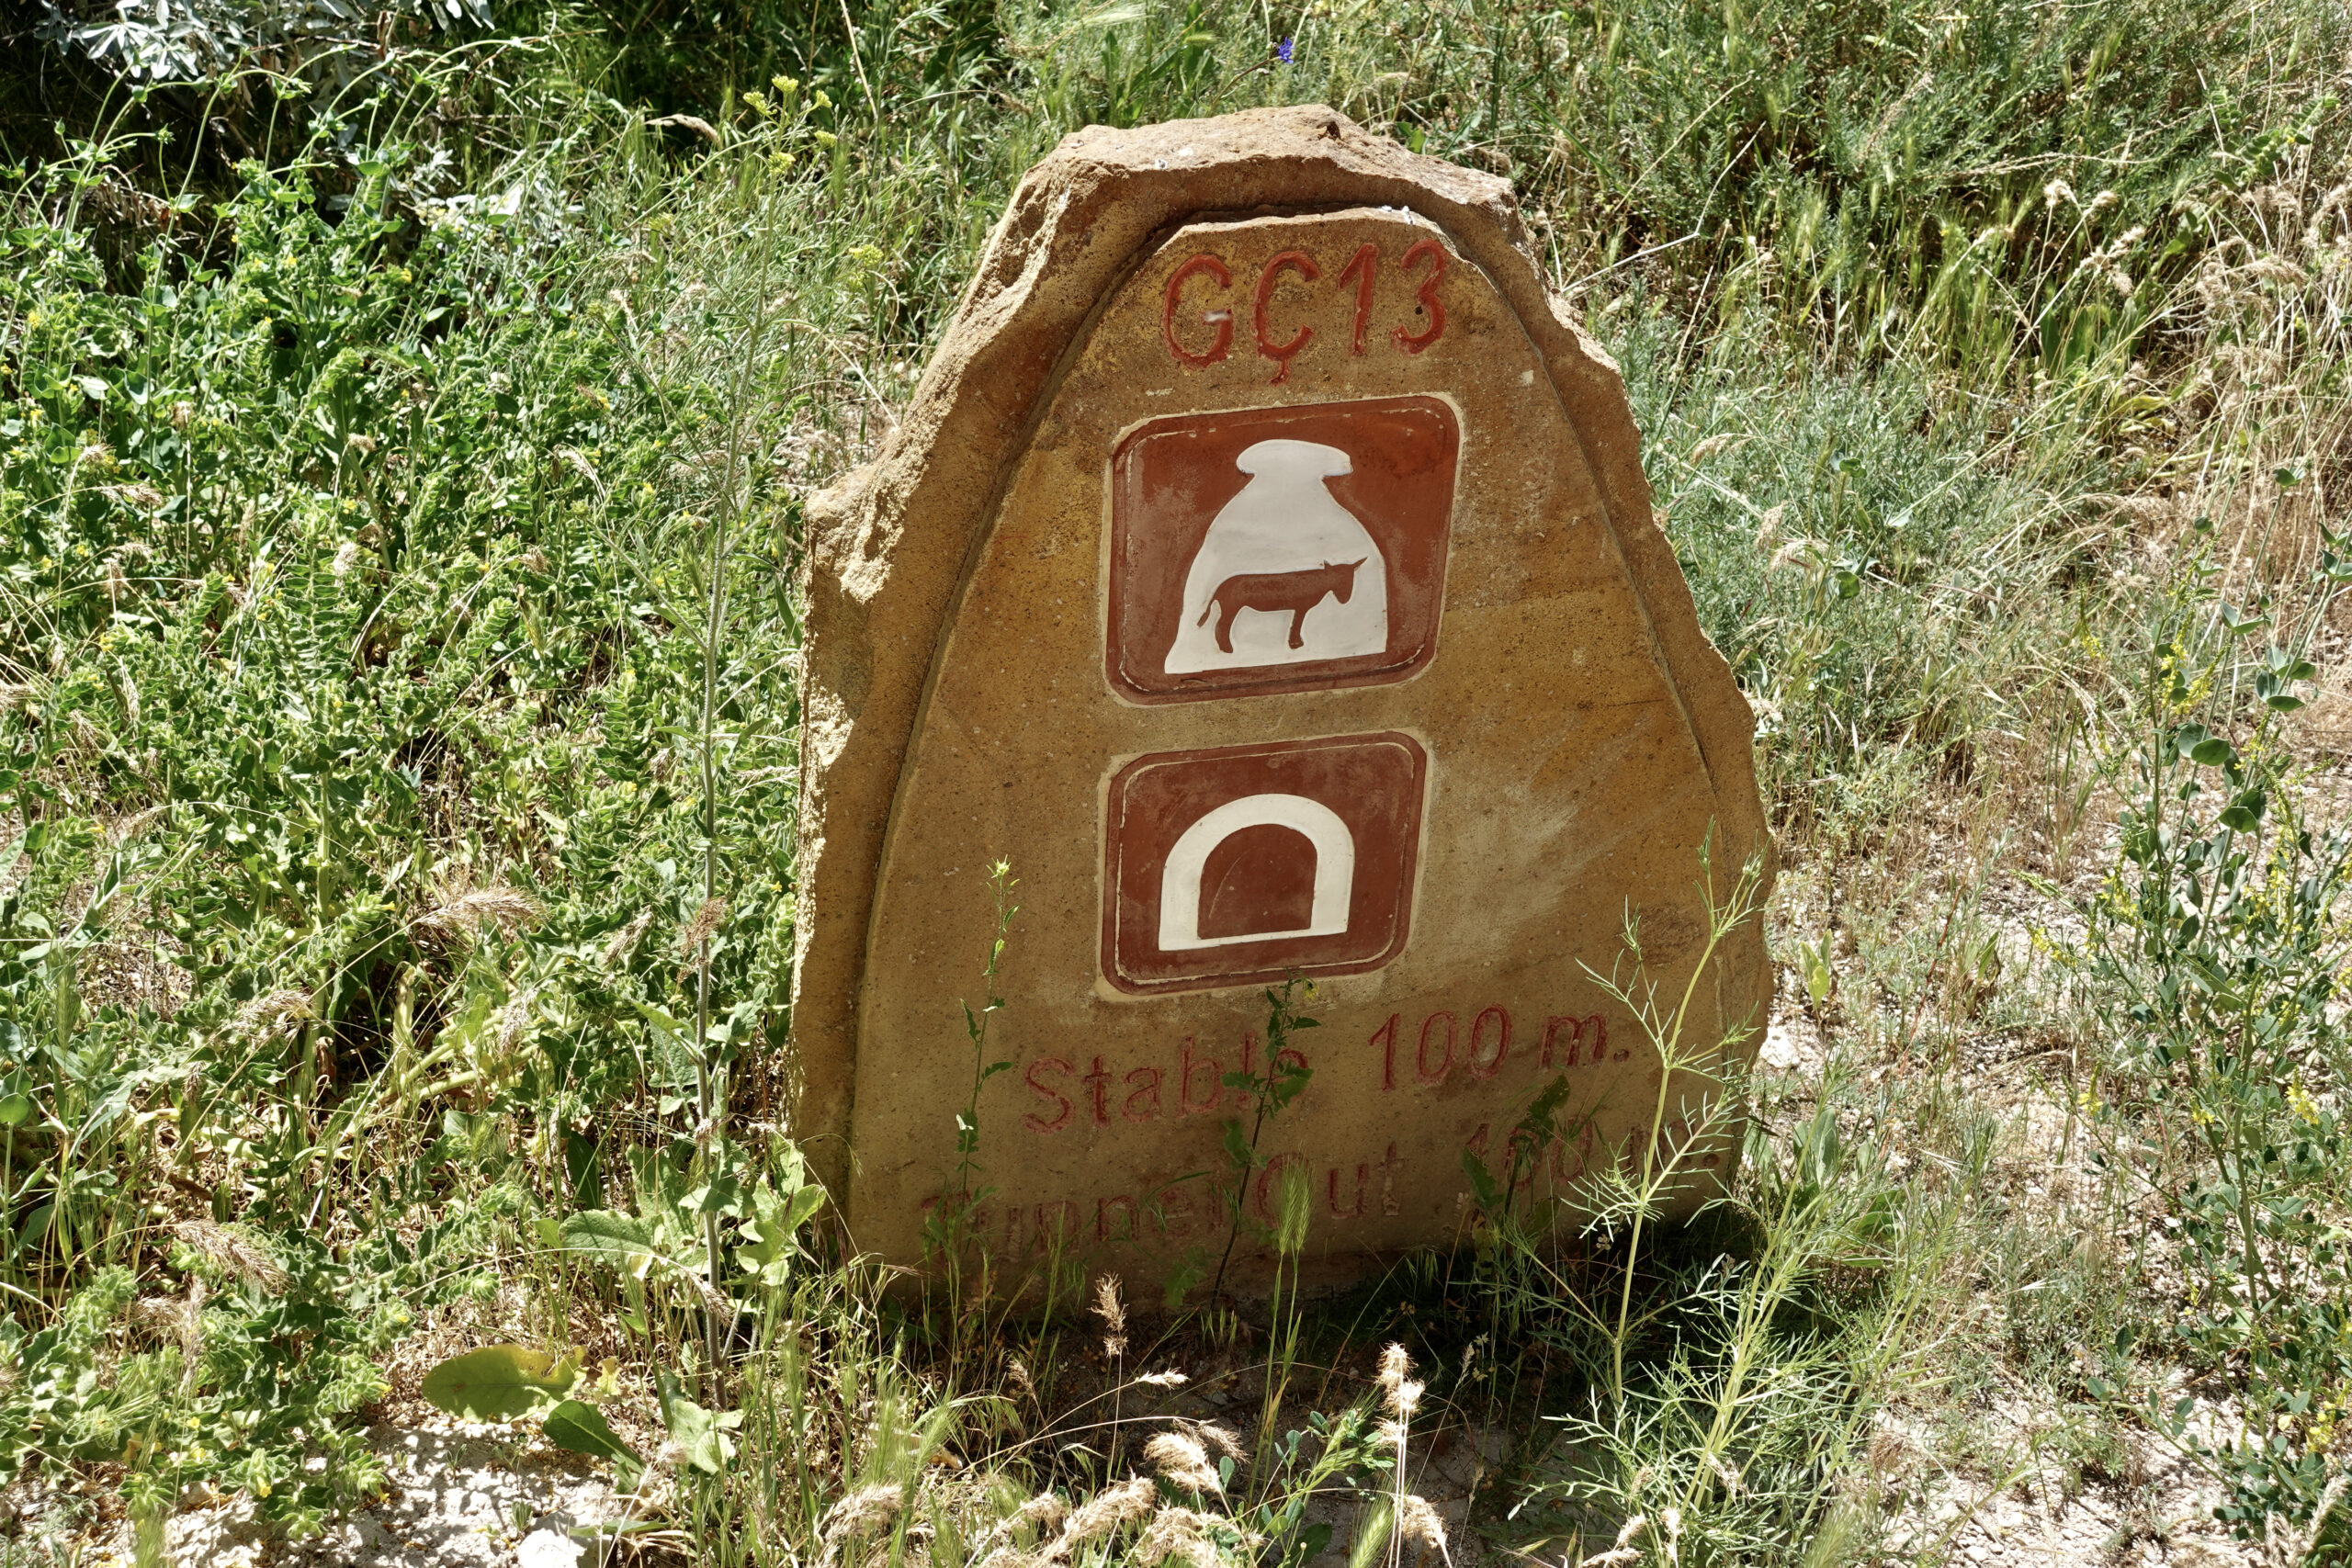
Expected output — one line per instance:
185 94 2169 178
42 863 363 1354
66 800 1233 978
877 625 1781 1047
1157 793 1355 952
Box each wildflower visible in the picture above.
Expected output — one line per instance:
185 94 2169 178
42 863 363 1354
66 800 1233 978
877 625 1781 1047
1276 36 1295 63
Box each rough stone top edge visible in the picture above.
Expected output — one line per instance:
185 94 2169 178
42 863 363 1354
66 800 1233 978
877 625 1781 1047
807 107 1526 533
1042 104 1515 211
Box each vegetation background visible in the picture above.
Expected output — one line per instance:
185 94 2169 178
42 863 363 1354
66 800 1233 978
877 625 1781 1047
2 0 2351 1562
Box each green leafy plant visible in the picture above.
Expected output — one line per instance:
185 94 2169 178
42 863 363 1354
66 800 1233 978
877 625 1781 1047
2063 531 2352 1536
1208 976 1317 1303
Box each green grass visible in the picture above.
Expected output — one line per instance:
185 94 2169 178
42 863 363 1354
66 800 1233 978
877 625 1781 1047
0 0 2349 1562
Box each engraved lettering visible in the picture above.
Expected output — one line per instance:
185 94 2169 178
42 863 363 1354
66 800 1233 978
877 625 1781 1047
1156 1183 1200 1241
1181 1038 1223 1115
1023 1056 1073 1134
1081 1055 1113 1125
1122 1066 1163 1122
1254 1152 1309 1224
1328 1161 1369 1217
1163 254 1234 366
1465 1005 1511 1079
1394 237 1448 354
1374 1012 1401 1089
1416 1010 1456 1085
1374 1142 1406 1214
1032 1200 1080 1253
1541 1013 1606 1068
1254 249 1321 382
1337 242 1378 355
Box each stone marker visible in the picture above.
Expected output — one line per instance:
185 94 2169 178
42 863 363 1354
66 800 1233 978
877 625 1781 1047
796 107 1773 1291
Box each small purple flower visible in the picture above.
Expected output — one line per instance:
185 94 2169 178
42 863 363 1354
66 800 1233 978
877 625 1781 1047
1276 36 1295 64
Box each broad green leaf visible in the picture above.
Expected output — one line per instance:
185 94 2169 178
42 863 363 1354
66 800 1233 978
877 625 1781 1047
656 1369 740 1475
2218 601 2269 636
2190 737 2235 767
543 1399 641 1479
421 1346 578 1420
561 1211 659 1278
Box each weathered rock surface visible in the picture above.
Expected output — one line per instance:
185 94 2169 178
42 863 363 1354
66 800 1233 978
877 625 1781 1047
795 106 1772 1288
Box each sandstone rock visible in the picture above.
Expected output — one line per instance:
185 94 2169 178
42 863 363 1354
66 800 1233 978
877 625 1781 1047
794 106 1772 1291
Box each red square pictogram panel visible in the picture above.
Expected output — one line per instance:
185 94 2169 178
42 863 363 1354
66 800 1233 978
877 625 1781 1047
1107 396 1458 704
1102 732 1428 994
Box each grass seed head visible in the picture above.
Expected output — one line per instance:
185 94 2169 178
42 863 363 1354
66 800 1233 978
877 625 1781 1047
173 1220 288 1294
1399 1495 1451 1564
1186 1421 1244 1461
1136 1506 1222 1567
1092 1274 1127 1359
1143 1431 1220 1494
1045 1475 1156 1560
233 989 313 1045
601 908 654 968
417 886 543 943
681 896 727 951
819 1483 903 1551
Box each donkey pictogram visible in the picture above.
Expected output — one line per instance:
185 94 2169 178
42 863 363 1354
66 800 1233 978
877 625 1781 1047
1197 558 1366 654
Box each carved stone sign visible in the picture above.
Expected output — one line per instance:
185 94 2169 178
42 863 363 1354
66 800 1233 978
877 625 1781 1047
796 107 1773 1290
